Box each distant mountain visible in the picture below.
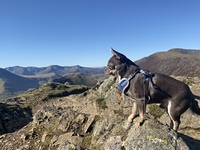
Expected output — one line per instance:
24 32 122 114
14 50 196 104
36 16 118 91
1 65 105 99
0 68 40 99
53 73 98 87
136 48 200 77
5 65 105 77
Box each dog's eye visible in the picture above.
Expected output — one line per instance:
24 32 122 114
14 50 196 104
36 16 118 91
109 66 115 70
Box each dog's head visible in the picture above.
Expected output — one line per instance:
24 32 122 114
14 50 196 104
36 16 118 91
105 48 128 77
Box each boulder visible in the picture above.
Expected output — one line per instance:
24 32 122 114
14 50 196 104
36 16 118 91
123 118 189 150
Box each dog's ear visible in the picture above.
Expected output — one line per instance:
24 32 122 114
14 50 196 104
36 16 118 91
110 48 125 60
111 48 121 59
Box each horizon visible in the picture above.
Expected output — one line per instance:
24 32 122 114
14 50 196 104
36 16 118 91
3 64 107 68
3 48 200 69
1 0 200 68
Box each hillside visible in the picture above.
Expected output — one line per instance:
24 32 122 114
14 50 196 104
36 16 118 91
136 48 200 77
1 65 105 99
0 76 200 149
0 68 40 99
5 65 105 77
53 73 98 87
0 71 99 99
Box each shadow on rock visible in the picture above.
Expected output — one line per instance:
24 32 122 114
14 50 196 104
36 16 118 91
0 102 32 135
178 133 200 150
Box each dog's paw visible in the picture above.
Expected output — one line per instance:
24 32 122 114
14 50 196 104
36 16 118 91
127 117 133 123
135 119 144 128
127 115 135 123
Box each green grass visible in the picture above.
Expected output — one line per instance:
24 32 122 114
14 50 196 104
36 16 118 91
20 82 88 100
96 97 107 109
148 104 164 118
82 135 93 149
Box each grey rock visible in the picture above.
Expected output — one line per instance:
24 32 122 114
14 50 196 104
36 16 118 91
103 136 122 150
123 118 189 150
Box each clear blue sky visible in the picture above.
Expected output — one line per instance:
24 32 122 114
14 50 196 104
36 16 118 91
0 0 200 68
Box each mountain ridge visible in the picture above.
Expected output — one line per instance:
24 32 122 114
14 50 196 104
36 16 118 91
169 48 200 60
5 65 105 76
136 48 200 77
0 66 103 99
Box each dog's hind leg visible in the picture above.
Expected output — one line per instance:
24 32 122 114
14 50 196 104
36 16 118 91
170 117 180 131
168 117 180 131
167 101 181 131
128 101 138 123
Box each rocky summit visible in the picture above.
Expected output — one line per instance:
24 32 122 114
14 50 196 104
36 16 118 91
0 76 200 150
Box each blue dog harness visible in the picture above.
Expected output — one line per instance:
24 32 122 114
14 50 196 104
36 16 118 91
119 70 154 94
119 69 140 93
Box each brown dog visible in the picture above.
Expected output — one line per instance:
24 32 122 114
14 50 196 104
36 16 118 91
105 48 200 131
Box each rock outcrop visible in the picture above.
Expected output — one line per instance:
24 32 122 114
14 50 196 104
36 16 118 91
0 76 200 149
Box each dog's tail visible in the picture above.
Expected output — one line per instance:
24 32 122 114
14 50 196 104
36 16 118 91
190 98 200 115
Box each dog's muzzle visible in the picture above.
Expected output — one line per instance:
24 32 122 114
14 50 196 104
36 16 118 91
105 68 113 75
105 67 116 75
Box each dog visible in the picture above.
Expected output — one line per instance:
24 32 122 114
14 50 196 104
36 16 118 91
105 48 200 131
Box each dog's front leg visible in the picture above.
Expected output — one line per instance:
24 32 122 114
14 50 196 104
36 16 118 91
135 99 146 127
128 101 138 123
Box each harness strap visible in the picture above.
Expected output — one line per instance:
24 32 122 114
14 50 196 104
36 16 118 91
127 69 140 80
118 69 154 102
140 70 154 103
